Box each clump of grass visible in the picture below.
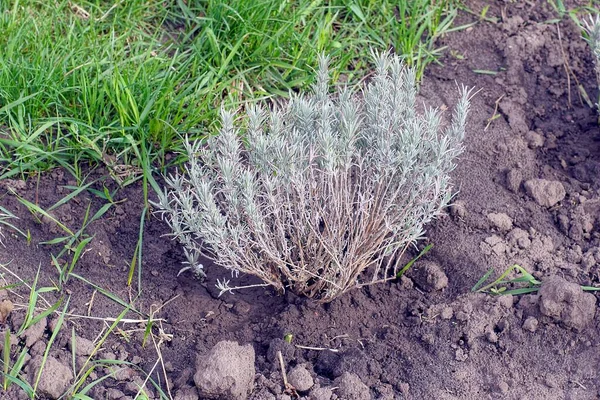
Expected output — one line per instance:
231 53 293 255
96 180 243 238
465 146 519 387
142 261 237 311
342 0 463 79
0 0 462 188
156 52 471 302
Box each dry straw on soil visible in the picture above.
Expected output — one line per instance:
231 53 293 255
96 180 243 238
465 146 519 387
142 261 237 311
156 52 471 302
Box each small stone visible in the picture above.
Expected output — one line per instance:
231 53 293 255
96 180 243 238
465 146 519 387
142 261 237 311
485 235 503 247
252 389 275 400
398 382 410 397
506 169 523 193
308 387 333 400
334 372 370 400
194 341 255 400
421 333 435 345
30 341 46 356
484 235 507 256
112 366 136 381
524 179 566 207
538 276 596 331
450 200 467 218
486 331 498 343
497 381 510 394
165 361 175 372
75 356 88 371
0 299 14 323
310 387 333 400
22 317 47 348
411 261 448 292
399 275 414 290
517 237 531 249
497 295 514 309
27 355 73 399
525 131 544 148
454 348 468 362
545 375 558 388
287 365 314 392
100 351 116 361
131 355 143 365
522 316 538 332
48 318 60 334
126 376 154 398
506 228 529 245
68 336 95 356
487 212 513 231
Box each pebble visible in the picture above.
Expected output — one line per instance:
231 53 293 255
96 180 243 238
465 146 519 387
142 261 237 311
487 212 513 231
486 331 498 343
523 179 566 207
287 365 314 392
506 169 523 193
450 200 467 218
525 131 544 148
522 316 538 332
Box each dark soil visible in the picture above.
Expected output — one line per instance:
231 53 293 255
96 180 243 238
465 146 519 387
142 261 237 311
1 1 600 399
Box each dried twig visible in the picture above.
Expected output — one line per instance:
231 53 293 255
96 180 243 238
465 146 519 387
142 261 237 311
557 25 583 107
485 94 504 132
294 344 340 352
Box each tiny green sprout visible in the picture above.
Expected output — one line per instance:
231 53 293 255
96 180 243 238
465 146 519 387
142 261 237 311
284 334 293 344
472 264 541 295
450 50 464 60
480 5 490 20
397 244 433 278
473 264 600 296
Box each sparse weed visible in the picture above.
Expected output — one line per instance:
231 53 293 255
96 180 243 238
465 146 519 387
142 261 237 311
472 264 543 295
10 181 116 287
472 264 600 295
0 264 173 399
0 206 29 245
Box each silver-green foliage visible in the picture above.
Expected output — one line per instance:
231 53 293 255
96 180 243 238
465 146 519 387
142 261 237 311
155 52 471 302
584 15 600 113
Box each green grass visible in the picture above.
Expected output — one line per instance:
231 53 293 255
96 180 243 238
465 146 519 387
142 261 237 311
545 0 600 25
472 264 600 296
0 262 172 399
0 0 462 189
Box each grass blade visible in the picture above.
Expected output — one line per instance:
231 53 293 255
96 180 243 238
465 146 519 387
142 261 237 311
397 244 434 278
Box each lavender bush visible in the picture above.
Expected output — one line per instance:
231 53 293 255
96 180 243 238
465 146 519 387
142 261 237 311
584 15 600 114
155 51 471 302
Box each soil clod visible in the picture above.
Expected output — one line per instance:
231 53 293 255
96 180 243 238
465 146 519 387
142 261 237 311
194 340 256 400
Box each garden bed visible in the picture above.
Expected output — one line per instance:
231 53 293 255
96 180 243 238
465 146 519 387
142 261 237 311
1 0 599 399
